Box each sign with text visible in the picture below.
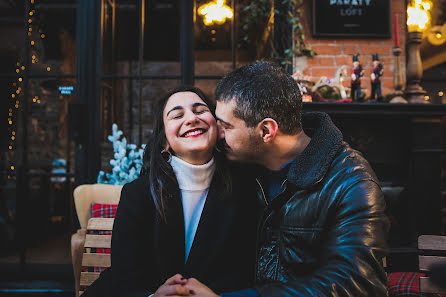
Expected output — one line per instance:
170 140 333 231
312 0 390 37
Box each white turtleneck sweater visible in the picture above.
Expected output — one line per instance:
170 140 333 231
169 155 216 262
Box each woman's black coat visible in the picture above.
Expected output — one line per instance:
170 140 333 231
83 168 258 297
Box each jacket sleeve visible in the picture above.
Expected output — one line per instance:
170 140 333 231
255 179 389 297
111 182 154 297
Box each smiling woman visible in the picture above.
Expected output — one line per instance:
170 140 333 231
80 85 257 297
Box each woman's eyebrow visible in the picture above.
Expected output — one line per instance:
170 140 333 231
166 106 183 117
192 102 208 108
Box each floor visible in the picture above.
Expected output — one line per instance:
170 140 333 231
0 232 75 296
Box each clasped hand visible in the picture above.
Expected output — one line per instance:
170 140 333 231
153 274 219 297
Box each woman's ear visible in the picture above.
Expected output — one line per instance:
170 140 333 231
258 118 278 143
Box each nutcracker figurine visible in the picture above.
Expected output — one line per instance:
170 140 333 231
351 54 364 101
370 54 384 102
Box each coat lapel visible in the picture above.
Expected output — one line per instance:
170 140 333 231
154 189 186 278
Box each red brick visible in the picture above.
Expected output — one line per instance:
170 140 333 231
336 56 352 66
343 44 359 55
382 77 394 89
312 45 342 55
306 56 319 67
319 56 335 66
311 67 338 78
359 45 392 55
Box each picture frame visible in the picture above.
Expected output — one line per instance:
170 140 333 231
312 0 391 38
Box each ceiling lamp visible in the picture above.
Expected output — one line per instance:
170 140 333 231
198 0 233 26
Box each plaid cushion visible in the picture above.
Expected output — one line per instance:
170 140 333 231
387 272 446 297
91 203 118 219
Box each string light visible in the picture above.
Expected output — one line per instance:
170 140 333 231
7 0 49 178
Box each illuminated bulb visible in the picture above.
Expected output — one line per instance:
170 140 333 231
9 146 12 150
21 66 25 70
436 33 442 39
28 19 32 23
407 0 432 31
10 166 14 170
33 98 36 102
29 27 32 32
28 32 31 37
11 94 15 98
31 41 35 45
11 136 15 140
29 11 33 16
9 121 12 125
424 95 430 100
31 0 34 3
41 34 45 38
18 78 22 82
16 90 20 94
439 91 444 96
32 55 36 59
37 100 40 104
16 62 20 66
32 60 36 64
15 104 19 108
12 131 15 135
16 69 19 73
46 67 51 71
198 0 233 26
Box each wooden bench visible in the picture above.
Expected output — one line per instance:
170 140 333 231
77 217 114 296
418 235 446 294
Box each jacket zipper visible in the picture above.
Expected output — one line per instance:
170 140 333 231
253 178 288 283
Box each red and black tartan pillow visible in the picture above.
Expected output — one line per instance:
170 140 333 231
387 272 446 297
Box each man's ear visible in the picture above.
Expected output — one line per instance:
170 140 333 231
258 118 278 143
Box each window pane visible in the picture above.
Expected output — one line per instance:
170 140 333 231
99 78 181 148
195 79 220 101
194 0 256 76
26 6 77 76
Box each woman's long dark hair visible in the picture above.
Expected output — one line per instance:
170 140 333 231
140 85 231 221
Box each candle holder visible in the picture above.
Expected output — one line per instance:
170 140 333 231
390 46 407 103
405 31 427 103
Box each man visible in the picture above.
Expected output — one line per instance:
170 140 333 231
182 61 389 296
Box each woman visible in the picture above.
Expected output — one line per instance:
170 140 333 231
84 86 257 297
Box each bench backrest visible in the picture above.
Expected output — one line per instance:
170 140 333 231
79 217 114 296
418 235 446 294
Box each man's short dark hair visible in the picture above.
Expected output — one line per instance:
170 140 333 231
215 61 302 135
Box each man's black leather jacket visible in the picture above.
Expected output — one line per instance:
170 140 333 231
253 112 389 297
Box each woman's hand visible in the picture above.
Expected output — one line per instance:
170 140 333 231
184 278 219 297
154 274 191 297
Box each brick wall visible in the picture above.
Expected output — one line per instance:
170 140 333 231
295 0 407 97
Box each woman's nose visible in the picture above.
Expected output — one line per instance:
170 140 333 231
184 111 199 124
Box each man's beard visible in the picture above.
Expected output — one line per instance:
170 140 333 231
224 133 263 164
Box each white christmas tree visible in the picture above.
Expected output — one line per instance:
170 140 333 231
97 124 145 185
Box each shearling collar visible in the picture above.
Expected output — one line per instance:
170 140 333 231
286 112 343 189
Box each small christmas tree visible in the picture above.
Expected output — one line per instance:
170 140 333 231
97 124 145 185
